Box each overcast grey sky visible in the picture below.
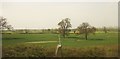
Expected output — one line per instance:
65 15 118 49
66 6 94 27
2 2 118 29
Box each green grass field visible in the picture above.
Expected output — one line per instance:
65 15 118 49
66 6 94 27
2 32 118 57
2 32 118 47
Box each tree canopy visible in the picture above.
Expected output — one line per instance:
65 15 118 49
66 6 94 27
77 22 96 40
58 18 72 38
0 16 13 30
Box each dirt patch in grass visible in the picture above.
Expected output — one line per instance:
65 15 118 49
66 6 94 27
76 40 83 41
26 41 58 43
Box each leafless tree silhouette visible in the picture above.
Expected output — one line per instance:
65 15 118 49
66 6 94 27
0 16 13 30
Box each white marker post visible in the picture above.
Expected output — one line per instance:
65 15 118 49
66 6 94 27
55 35 62 56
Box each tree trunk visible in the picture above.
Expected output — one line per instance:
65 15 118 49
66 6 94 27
63 29 65 38
85 33 87 40
85 28 87 40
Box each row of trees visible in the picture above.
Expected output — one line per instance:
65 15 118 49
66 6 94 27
1 17 109 40
58 18 97 40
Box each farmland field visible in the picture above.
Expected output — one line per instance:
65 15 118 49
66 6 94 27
2 32 118 46
2 32 118 57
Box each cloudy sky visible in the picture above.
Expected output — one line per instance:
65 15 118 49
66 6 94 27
1 2 118 29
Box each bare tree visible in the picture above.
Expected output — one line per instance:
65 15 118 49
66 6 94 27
58 18 72 38
0 16 13 30
77 22 96 40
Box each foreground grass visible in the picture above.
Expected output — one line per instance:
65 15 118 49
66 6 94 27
2 44 118 57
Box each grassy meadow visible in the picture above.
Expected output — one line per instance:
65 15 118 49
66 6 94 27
2 30 118 57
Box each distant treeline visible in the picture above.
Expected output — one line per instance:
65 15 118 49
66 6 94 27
97 27 118 31
2 27 118 34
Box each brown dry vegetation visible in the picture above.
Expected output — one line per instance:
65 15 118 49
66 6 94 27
2 44 118 57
